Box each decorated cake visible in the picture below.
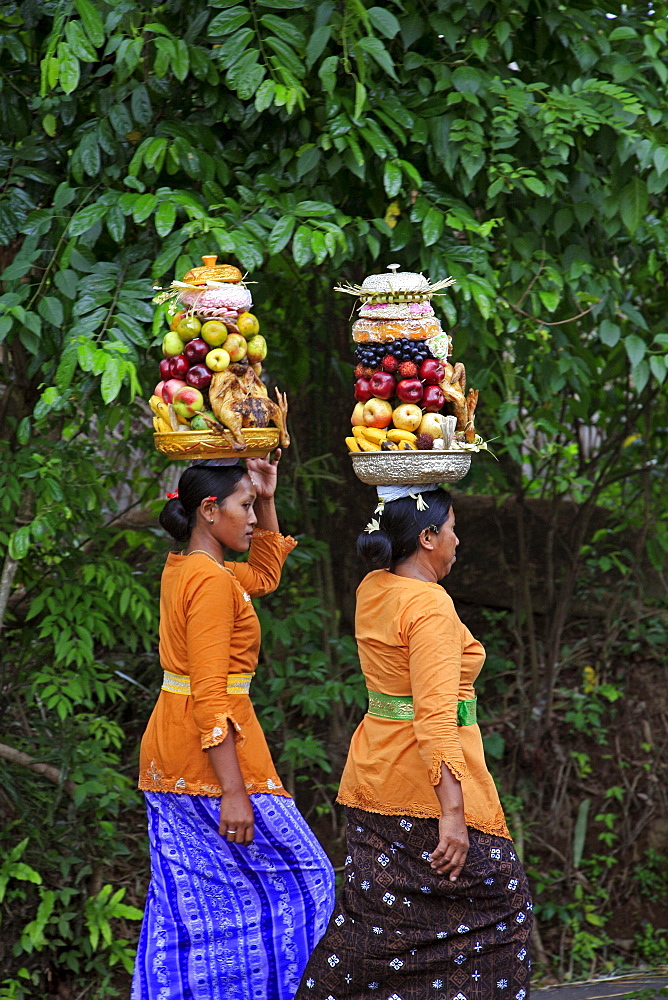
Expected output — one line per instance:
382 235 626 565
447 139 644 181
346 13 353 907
335 264 484 485
149 256 289 459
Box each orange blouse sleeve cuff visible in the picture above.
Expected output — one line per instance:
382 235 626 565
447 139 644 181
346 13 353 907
200 711 246 751
428 752 471 785
251 528 298 553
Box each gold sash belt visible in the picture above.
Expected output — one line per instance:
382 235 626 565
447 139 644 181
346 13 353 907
161 670 254 696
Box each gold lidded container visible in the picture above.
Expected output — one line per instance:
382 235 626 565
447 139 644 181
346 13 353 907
179 255 243 286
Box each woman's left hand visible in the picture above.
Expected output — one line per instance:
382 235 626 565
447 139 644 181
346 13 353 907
246 449 281 500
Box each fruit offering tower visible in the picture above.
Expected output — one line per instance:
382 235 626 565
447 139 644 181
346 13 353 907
149 256 290 460
336 264 484 485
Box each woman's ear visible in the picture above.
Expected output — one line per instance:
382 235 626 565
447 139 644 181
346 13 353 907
200 499 217 523
418 529 435 551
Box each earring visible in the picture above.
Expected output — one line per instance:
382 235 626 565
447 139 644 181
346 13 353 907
210 518 214 523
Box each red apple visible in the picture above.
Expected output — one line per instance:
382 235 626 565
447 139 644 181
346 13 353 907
419 358 446 384
162 330 185 357
169 354 190 378
396 378 423 403
363 397 393 428
172 385 205 419
422 384 445 412
223 333 247 363
162 378 187 403
354 377 374 403
154 380 166 400
186 364 212 390
184 338 210 364
351 402 365 426
369 371 397 400
206 348 230 372
159 358 172 380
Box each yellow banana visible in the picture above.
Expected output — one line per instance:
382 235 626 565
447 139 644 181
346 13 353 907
345 436 361 451
357 437 381 452
153 416 172 433
352 425 368 439
387 429 417 443
149 395 163 415
359 426 387 444
397 440 417 451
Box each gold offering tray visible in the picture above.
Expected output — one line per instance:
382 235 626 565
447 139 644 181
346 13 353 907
155 428 279 460
351 449 472 485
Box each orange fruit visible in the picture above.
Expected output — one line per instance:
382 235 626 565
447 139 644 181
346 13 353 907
237 312 260 338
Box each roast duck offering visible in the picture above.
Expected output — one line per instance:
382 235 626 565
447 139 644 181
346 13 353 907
335 265 482 454
149 256 289 458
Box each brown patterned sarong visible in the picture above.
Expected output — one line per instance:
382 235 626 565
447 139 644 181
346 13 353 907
296 807 532 1000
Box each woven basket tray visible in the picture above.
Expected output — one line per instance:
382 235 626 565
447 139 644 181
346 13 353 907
351 449 472 485
154 428 280 461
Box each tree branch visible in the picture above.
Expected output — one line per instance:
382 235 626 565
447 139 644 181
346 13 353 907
0 742 75 797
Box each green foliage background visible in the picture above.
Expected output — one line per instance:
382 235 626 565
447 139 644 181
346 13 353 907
0 0 667 994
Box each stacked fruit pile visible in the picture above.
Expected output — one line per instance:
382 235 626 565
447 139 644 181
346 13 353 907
336 266 481 455
150 257 267 435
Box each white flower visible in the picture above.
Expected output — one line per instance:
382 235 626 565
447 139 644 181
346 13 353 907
377 853 390 867
389 958 404 970
327 954 340 967
457 923 470 933
497 979 508 989
382 892 395 906
361 880 370 890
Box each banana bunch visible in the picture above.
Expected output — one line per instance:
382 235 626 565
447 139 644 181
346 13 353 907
149 395 176 433
346 426 418 452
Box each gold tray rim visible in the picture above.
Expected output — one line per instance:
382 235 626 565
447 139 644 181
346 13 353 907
154 428 280 460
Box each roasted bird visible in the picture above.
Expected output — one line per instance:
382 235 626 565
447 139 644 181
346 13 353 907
208 364 290 451
439 362 479 443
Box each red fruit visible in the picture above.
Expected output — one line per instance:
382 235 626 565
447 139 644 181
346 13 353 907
369 371 397 400
162 378 187 403
186 364 213 390
170 354 190 378
159 358 172 380
354 363 376 378
395 378 423 403
398 360 418 378
416 433 434 450
422 384 445 412
381 355 399 373
419 358 446 384
354 377 374 403
183 338 209 364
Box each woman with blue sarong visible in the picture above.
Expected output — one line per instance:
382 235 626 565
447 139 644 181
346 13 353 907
132 455 335 1000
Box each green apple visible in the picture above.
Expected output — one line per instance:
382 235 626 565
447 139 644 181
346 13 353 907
246 334 267 364
206 348 230 372
162 330 185 358
190 411 214 430
201 320 228 347
222 333 247 363
175 316 202 342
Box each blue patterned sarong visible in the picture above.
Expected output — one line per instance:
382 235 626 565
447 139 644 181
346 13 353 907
131 792 335 1000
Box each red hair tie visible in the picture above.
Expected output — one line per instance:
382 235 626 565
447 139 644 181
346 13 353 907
204 496 218 502
165 491 179 500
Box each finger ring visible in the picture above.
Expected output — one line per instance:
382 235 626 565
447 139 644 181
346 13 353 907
227 829 237 834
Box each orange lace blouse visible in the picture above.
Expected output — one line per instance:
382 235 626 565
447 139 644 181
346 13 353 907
336 570 510 837
138 529 296 798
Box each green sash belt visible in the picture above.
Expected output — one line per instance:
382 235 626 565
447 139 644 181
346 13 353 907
367 690 477 726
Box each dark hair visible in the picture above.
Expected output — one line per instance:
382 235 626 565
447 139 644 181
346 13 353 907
357 489 453 572
159 463 247 543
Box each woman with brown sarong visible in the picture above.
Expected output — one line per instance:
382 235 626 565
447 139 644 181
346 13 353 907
296 485 532 1000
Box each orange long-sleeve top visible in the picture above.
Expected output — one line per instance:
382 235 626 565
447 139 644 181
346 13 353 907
138 529 296 798
337 570 510 838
